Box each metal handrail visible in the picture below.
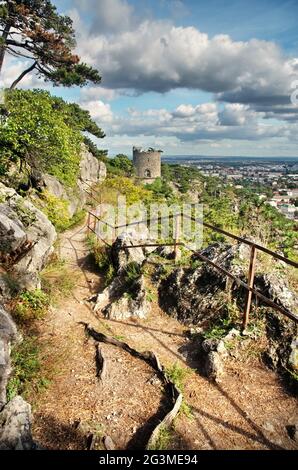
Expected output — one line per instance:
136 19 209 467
86 207 298 328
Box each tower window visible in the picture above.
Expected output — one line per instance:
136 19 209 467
144 169 151 178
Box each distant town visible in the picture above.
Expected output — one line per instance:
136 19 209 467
163 156 298 221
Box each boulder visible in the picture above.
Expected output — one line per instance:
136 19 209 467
111 231 146 275
0 183 57 288
263 311 298 373
0 213 27 253
0 306 20 407
30 146 106 217
0 396 34 450
199 337 228 381
79 145 106 184
102 275 150 320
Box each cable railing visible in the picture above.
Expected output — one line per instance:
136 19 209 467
85 187 298 330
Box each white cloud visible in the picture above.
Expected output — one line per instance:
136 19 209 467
70 6 298 119
80 99 114 123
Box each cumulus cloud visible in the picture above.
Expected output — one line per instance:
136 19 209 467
84 97 287 144
80 98 114 123
70 2 298 118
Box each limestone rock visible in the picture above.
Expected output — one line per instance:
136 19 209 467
111 231 145 275
0 213 27 253
200 338 228 381
103 275 150 320
0 396 34 450
264 311 298 373
79 145 106 184
0 183 56 287
0 306 20 407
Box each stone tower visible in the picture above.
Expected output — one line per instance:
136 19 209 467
133 147 162 183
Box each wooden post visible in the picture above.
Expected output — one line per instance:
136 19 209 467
174 214 181 263
243 244 257 330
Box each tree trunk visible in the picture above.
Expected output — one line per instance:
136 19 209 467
9 61 37 89
0 23 11 75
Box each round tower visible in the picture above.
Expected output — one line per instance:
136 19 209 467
133 146 162 183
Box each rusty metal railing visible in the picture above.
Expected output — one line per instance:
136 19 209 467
86 202 298 330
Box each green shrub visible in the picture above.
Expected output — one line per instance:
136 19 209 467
165 362 189 392
86 237 116 286
14 289 49 323
35 191 85 232
7 336 50 401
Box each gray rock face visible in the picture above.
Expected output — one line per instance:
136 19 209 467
199 338 228 381
103 275 150 320
111 231 146 275
0 306 20 407
263 311 298 374
0 396 34 450
0 184 57 288
31 146 106 217
158 243 242 325
41 174 81 217
0 213 27 253
79 145 106 184
158 242 297 327
94 233 150 319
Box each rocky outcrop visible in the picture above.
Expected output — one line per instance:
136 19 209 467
0 396 35 450
264 311 298 373
111 231 146 275
158 242 297 327
102 276 150 320
79 145 106 184
94 232 150 320
0 306 20 407
37 146 106 217
0 183 57 291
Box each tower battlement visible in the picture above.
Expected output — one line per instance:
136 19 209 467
133 147 162 182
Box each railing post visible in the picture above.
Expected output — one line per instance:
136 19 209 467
243 244 257 331
93 212 96 235
87 212 91 234
174 214 181 263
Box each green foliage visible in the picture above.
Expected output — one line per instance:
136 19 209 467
1 89 82 186
14 289 49 324
35 190 85 232
7 336 50 401
145 177 174 200
13 199 37 227
36 191 70 231
101 176 152 206
0 0 101 88
124 262 142 284
202 301 239 340
148 425 172 450
86 236 116 286
165 362 189 393
106 154 135 177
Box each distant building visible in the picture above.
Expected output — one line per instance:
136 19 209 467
133 146 162 183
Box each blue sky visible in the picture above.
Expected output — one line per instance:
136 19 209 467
2 0 298 157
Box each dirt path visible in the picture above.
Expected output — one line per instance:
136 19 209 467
32 221 298 450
